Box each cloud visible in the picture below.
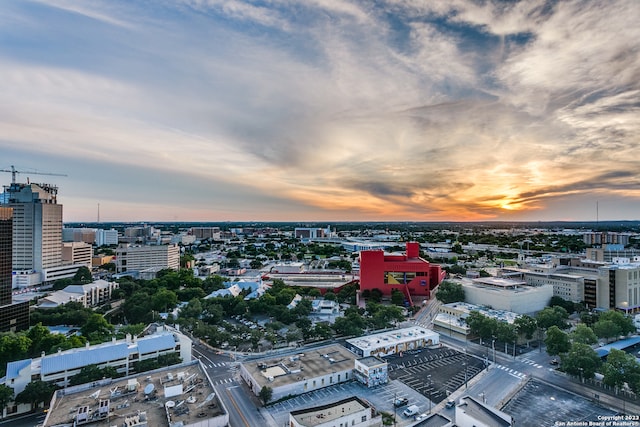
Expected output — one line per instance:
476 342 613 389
0 0 638 221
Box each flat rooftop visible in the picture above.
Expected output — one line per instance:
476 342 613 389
457 396 511 427
346 326 438 350
290 396 370 427
441 302 520 324
43 361 223 427
243 344 357 389
356 356 386 368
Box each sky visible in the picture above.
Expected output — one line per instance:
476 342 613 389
1 0 639 223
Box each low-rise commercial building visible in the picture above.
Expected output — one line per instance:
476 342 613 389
240 344 357 401
289 396 382 427
345 326 439 358
353 356 388 387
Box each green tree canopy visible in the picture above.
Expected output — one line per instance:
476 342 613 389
593 320 621 343
72 266 93 284
514 315 538 340
259 386 273 405
602 348 640 394
69 364 119 386
536 306 569 330
544 326 571 356
570 324 598 345
561 342 601 380
81 313 114 344
0 384 14 419
15 380 56 409
436 281 465 303
465 311 498 341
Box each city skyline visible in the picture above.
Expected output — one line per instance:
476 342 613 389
1 1 639 222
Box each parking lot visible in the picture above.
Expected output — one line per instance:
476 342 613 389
387 347 486 404
502 379 618 427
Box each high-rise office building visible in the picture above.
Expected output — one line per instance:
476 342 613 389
0 206 29 332
5 182 62 276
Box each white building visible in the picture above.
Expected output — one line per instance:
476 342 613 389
95 228 118 246
462 277 552 314
345 326 439 358
353 356 388 387
115 243 180 273
37 279 119 308
289 396 382 427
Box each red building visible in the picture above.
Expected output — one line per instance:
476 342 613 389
359 242 445 304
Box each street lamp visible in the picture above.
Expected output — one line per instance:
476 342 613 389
491 338 496 363
427 375 432 414
464 349 468 389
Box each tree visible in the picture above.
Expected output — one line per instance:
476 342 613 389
535 306 569 330
544 326 571 356
514 315 538 340
151 289 178 312
436 281 465 303
570 324 597 345
250 259 263 269
15 380 55 410
496 322 517 348
72 266 93 284
598 310 635 336
465 311 497 342
70 364 119 386
259 386 272 406
561 343 601 381
602 349 640 394
0 384 14 420
81 313 114 344
593 319 621 343
391 290 405 306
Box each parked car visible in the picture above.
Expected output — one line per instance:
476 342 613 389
445 399 456 409
403 405 420 417
394 397 409 407
549 359 559 365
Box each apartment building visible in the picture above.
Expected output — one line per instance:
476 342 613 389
115 243 180 273
37 279 119 308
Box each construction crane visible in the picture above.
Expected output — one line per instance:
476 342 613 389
0 165 67 184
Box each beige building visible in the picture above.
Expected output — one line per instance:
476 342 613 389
290 396 382 427
240 344 357 401
597 261 640 313
115 243 180 273
62 241 93 268
6 182 63 286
